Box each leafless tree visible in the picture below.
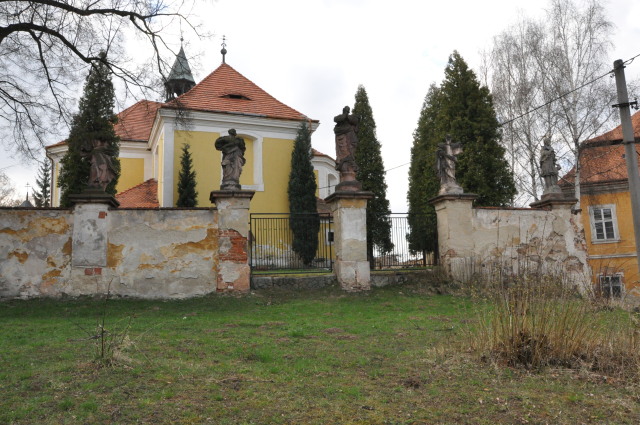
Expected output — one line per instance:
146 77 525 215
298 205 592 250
0 169 20 206
0 0 203 160
484 0 616 206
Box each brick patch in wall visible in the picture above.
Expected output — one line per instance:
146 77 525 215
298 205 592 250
84 267 102 276
218 229 247 263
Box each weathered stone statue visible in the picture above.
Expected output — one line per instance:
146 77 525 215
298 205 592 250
215 129 246 191
333 106 360 190
81 139 117 191
436 136 463 195
540 135 562 196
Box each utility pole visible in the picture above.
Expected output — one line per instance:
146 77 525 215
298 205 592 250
613 59 640 276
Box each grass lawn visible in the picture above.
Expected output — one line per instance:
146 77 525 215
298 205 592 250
1 283 639 424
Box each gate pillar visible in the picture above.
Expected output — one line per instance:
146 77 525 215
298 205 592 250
210 190 255 293
326 190 374 291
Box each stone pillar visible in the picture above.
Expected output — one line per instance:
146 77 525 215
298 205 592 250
68 191 119 274
210 190 255 293
429 193 477 279
326 191 374 291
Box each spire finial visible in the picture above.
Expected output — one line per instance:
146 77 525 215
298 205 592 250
221 35 227 64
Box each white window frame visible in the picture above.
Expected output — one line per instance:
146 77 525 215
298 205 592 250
588 204 620 244
597 273 624 298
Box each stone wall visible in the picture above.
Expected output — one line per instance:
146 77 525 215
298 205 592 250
0 207 221 299
433 196 591 290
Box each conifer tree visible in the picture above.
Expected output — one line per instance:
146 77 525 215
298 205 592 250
32 160 51 207
58 53 120 207
407 85 441 255
352 85 393 264
176 144 198 207
407 53 516 256
437 51 515 206
287 122 320 266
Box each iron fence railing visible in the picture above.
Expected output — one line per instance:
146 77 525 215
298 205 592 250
372 213 436 270
249 213 333 273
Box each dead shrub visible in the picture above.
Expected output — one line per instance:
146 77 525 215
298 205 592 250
467 267 640 379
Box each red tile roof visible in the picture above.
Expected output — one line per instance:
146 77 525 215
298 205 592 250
115 100 163 142
312 148 335 160
115 179 159 208
561 111 640 186
47 63 315 152
164 64 315 122
584 110 640 144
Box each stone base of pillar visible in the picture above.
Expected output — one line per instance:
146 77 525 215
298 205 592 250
334 260 371 291
210 190 255 293
326 190 374 291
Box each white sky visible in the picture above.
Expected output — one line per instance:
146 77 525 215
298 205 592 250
2 0 639 211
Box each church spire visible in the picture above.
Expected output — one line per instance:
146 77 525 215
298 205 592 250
164 40 196 101
221 35 227 64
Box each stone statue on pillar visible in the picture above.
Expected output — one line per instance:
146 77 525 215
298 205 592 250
215 129 246 191
333 106 361 191
540 135 563 198
436 136 463 195
81 139 117 192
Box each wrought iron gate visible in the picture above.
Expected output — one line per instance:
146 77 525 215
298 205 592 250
249 213 333 273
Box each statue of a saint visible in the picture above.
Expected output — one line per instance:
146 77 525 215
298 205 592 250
333 106 360 190
81 139 117 191
436 136 463 195
540 135 562 195
215 129 246 191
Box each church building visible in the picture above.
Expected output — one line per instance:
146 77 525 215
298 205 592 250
46 45 338 212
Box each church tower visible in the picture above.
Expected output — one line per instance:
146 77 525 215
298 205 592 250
164 45 195 101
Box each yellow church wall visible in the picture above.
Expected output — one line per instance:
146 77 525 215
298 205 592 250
116 158 145 194
581 190 640 293
251 137 293 214
173 130 221 206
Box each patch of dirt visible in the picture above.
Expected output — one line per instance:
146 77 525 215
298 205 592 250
335 334 358 340
401 376 424 389
323 327 345 334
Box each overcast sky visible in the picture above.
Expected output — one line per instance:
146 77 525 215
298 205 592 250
2 0 639 211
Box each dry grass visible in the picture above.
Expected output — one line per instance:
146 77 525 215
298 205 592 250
468 269 640 378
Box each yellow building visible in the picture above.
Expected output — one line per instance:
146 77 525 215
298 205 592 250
46 48 333 214
561 111 640 298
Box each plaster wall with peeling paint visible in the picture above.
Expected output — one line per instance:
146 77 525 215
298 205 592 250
0 208 221 299
435 199 591 290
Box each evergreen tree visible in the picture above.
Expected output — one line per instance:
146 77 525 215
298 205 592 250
287 122 320 266
407 53 515 256
176 144 198 207
352 85 393 264
436 52 515 206
58 53 120 207
32 160 51 207
407 84 442 255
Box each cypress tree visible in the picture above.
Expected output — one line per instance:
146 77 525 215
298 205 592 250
32 160 51 207
176 144 198 207
436 51 515 206
352 85 393 264
407 84 442 255
58 53 120 207
287 122 320 266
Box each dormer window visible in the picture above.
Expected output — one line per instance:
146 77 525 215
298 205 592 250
221 93 251 100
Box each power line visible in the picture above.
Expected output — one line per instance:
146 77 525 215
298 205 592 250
498 52 640 128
